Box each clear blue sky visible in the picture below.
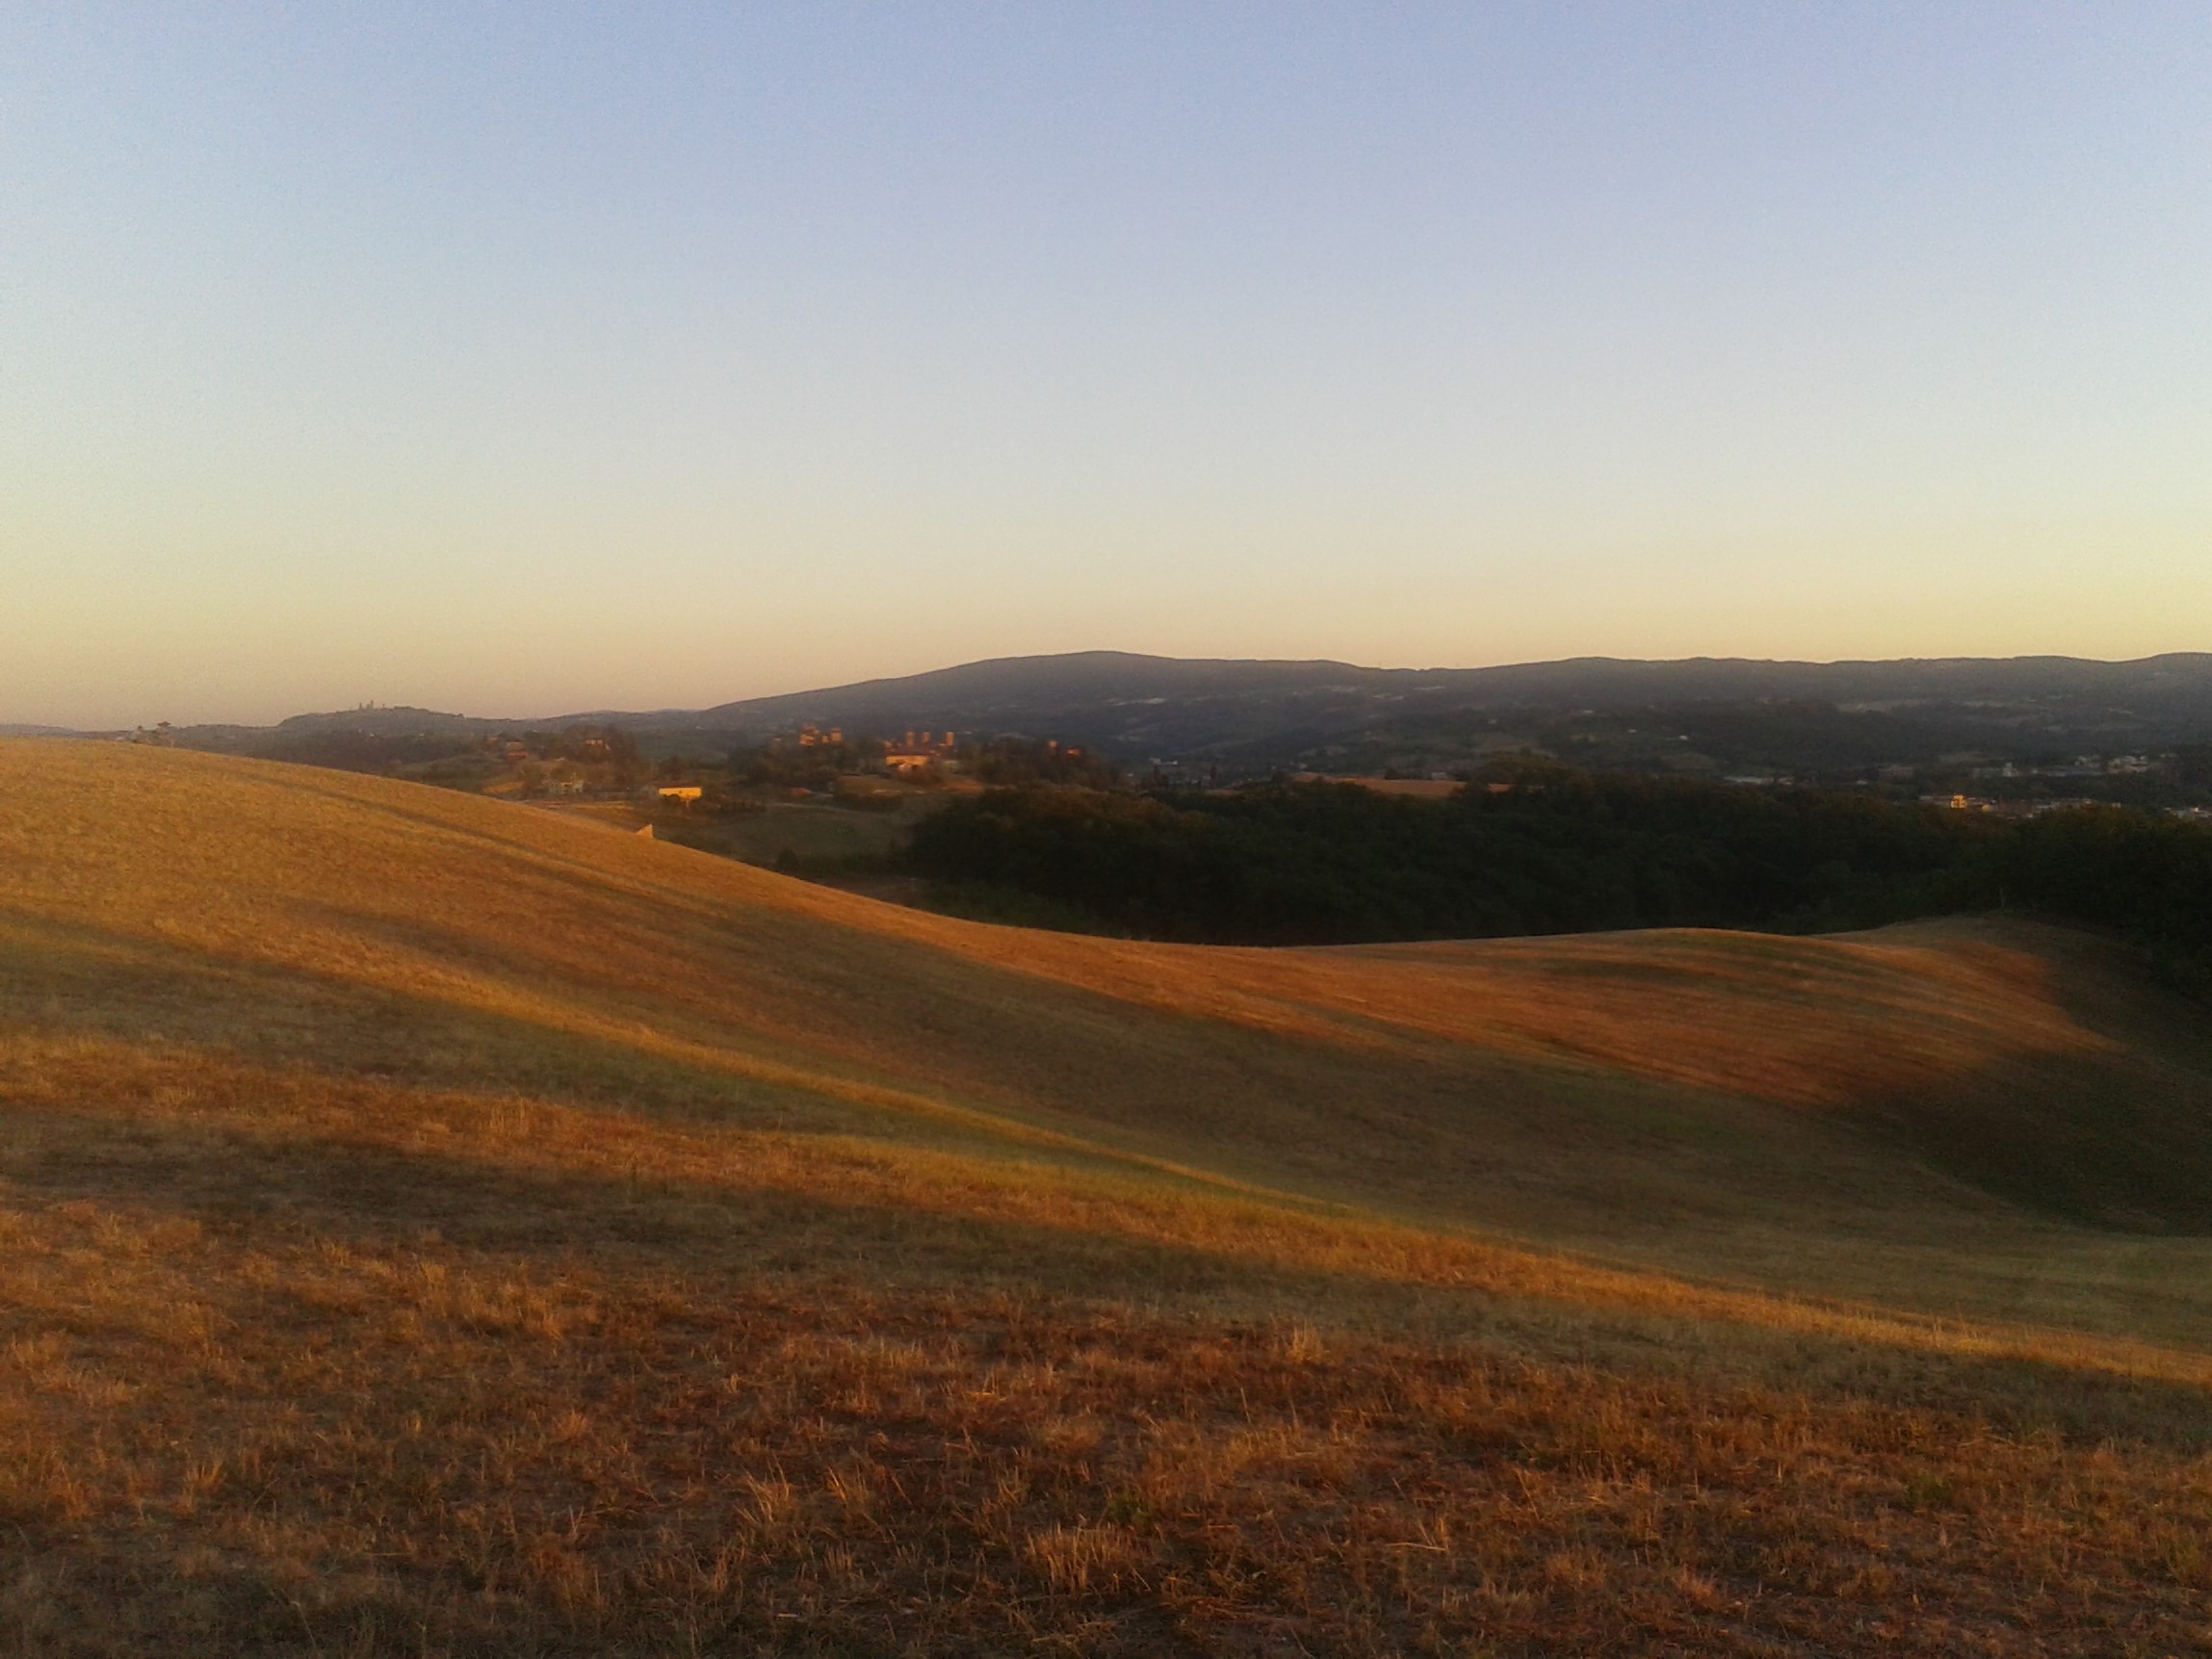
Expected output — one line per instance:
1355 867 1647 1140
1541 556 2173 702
4 3 2207 725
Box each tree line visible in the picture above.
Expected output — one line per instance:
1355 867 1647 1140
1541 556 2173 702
902 761 2212 979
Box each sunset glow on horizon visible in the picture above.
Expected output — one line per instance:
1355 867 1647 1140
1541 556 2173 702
5 4 2208 728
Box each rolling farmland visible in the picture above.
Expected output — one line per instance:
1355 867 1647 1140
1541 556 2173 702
5 739 2210 1653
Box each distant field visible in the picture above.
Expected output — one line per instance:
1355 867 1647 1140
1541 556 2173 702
4 739 2211 1654
529 793 937 869
661 796 927 867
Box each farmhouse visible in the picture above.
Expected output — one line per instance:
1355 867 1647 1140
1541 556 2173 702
883 730 956 774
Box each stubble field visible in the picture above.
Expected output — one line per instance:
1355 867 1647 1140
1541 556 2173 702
4 739 2210 1654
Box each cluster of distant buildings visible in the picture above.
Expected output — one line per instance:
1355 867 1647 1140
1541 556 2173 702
783 723 958 773
1926 793 2093 817
1909 752 2195 817
1928 795 2210 820
882 730 958 774
1965 755 2157 781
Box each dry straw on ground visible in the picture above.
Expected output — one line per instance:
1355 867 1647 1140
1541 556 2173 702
3 739 2210 1654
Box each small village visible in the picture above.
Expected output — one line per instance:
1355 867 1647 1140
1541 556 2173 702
472 723 971 807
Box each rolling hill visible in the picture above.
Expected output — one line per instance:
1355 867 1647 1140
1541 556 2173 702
141 649 2212 782
5 738 2212 1653
686 646 2212 741
684 648 2212 777
664 647 2212 770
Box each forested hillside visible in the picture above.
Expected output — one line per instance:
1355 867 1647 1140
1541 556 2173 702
906 765 2212 974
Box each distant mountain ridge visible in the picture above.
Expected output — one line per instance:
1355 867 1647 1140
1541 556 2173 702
45 649 2212 774
674 650 2212 769
687 649 2212 727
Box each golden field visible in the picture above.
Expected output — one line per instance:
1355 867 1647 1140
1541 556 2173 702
3 739 2210 1654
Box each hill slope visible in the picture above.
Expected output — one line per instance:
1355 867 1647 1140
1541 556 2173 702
686 647 2212 763
5 739 2212 1654
143 648 2212 777
690 646 2212 729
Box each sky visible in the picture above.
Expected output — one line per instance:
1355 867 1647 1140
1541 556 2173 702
3 4 2208 727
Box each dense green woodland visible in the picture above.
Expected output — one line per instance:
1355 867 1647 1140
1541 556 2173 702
904 765 2212 979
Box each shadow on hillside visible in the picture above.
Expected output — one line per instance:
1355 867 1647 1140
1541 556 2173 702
0 909 914 1137
1858 1053 2212 1234
1 905 1975 1252
8 1091 2211 1452
18 904 2212 1376
1851 936 2212 1234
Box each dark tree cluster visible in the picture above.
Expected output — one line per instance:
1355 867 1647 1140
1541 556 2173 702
736 737 883 792
958 738 1122 790
904 761 2212 976
1992 807 2212 987
540 724 643 770
260 729 487 773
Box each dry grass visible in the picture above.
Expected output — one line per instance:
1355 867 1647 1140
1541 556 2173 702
5 739 2212 1653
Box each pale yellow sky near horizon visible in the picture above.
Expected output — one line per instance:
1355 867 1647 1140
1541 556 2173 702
4 8 2207 728
9 505 2204 728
